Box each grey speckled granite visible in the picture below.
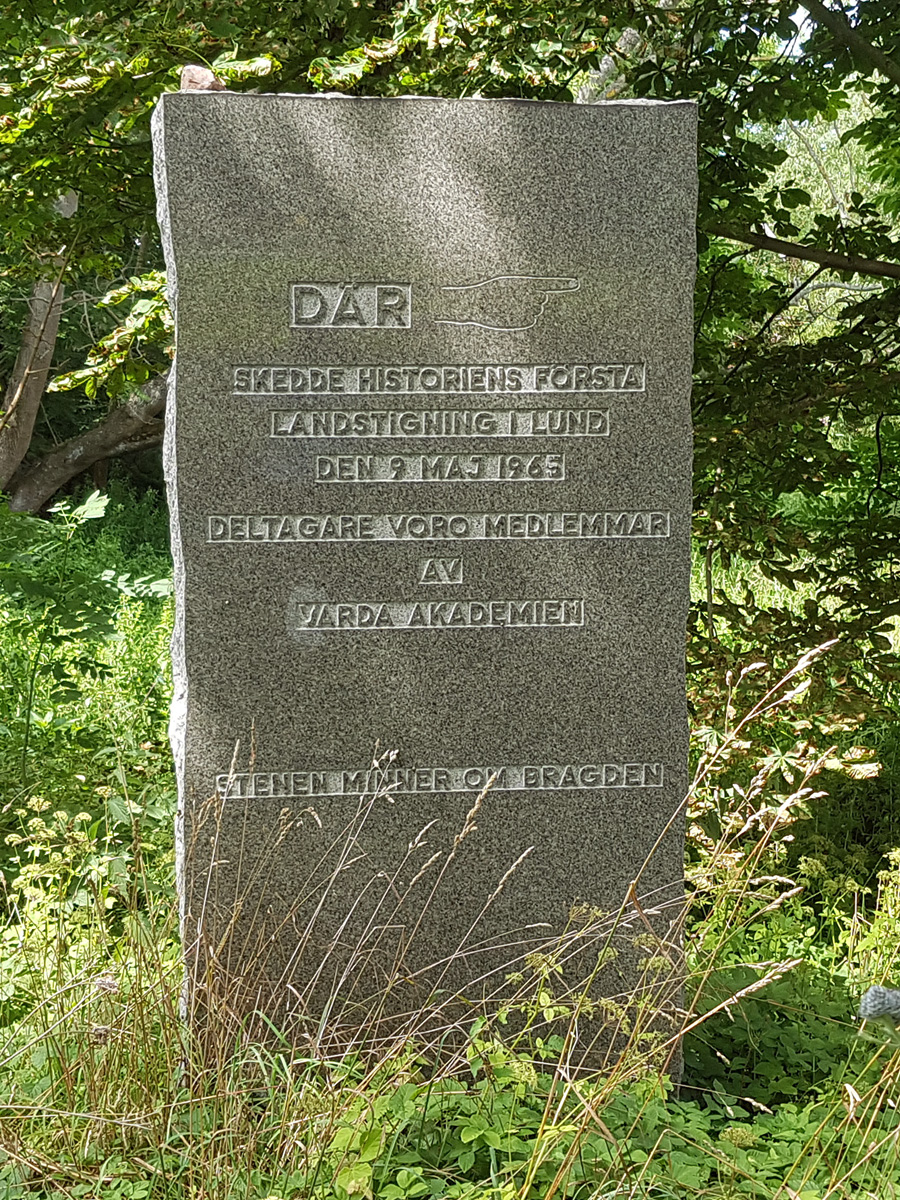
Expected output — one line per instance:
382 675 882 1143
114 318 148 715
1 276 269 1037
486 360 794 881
152 93 697 1061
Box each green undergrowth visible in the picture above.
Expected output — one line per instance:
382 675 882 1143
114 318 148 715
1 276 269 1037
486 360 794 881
1 806 900 1200
0 488 175 868
1 492 900 1197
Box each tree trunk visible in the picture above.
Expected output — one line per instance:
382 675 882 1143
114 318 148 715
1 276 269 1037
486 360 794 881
6 372 168 512
0 278 65 489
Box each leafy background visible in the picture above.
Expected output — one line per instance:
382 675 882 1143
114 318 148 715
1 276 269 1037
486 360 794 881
2 0 900 1196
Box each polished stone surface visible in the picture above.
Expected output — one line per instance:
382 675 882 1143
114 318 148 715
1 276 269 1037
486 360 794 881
153 93 697 1056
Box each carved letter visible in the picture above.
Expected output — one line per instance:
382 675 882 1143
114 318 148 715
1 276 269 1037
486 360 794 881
292 285 327 325
375 285 410 327
332 285 366 326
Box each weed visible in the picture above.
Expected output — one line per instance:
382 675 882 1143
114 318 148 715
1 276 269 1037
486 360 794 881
2 500 900 1197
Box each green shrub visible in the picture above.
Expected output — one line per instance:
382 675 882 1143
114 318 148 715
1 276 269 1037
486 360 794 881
0 491 175 878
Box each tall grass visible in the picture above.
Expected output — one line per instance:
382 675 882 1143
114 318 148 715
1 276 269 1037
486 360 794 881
2 498 899 1196
1 640 899 1199
182 749 684 1077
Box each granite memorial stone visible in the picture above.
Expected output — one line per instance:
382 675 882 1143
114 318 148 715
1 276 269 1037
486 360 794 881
152 93 697 1053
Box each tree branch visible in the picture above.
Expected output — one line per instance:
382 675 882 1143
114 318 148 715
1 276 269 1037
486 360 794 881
786 119 846 217
705 223 900 280
0 276 65 488
802 0 900 90
6 372 169 513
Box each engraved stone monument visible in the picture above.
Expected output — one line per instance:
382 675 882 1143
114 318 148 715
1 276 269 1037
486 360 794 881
153 94 697 1055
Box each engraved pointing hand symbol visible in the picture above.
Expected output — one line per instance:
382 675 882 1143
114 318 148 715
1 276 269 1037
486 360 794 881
436 274 580 332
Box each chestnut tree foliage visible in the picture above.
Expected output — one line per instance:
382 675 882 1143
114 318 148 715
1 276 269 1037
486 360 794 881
1 0 899 723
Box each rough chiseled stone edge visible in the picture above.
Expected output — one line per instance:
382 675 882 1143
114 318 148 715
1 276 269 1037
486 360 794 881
150 100 188 944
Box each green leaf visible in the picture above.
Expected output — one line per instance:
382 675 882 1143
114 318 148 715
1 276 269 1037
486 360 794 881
72 491 109 523
214 55 279 80
336 1163 372 1199
357 1127 382 1162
